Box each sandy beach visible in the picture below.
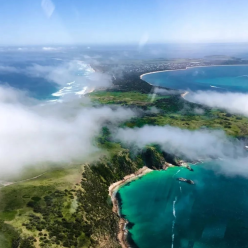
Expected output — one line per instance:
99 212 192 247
140 68 186 79
139 64 248 80
108 166 152 248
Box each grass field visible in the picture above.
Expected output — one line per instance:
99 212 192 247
89 91 168 106
0 165 85 248
90 91 248 137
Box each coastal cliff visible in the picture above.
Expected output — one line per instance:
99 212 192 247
78 146 173 248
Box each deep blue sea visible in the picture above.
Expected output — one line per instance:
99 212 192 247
0 68 58 100
142 65 248 93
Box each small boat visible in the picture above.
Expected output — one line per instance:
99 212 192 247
177 177 195 185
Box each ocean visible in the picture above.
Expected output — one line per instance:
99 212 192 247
142 65 248 93
0 54 95 102
119 163 248 248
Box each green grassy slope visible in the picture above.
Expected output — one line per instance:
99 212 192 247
89 91 248 137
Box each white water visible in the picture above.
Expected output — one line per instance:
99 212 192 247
171 196 178 248
50 61 95 102
173 196 177 218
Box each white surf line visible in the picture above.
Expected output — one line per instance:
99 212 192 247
171 196 178 248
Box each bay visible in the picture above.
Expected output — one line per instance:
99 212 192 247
142 66 248 93
119 163 248 248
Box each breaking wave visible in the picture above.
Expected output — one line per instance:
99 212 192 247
50 61 95 102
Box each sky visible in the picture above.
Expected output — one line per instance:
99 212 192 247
1 0 248 45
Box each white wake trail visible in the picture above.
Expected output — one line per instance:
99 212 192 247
171 196 178 248
173 196 177 218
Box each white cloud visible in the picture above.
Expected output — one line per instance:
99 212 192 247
26 60 112 88
42 47 61 51
116 125 244 160
0 86 134 176
186 91 248 116
116 125 248 177
0 66 20 74
153 87 181 95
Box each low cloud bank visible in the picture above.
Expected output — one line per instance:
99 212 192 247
116 125 242 160
153 87 182 95
186 91 248 116
0 60 112 90
0 86 134 175
27 60 112 88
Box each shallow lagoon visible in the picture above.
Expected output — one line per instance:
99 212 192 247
119 163 248 248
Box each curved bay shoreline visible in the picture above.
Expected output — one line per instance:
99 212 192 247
139 64 248 79
109 64 248 248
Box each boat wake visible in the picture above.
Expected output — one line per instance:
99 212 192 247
171 196 177 248
173 196 177 218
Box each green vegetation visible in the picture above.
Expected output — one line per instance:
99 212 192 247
90 91 167 106
0 166 85 248
90 91 248 137
0 145 166 248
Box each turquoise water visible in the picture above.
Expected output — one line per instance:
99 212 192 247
119 163 248 248
142 66 248 93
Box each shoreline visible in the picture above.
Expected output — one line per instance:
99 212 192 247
108 166 153 248
139 64 248 79
140 63 248 101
